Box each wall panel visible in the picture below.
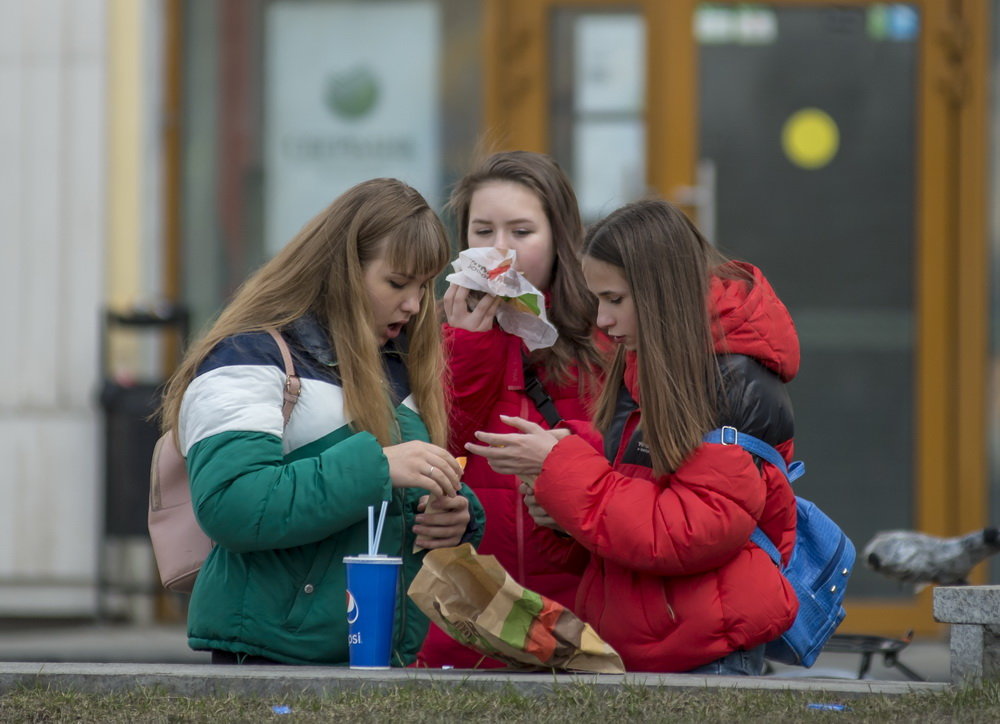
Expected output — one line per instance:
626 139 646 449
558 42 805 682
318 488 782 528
0 0 107 616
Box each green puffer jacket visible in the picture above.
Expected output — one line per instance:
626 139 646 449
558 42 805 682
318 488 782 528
179 319 484 665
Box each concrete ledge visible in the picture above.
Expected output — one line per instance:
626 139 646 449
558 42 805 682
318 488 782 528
934 586 1000 625
0 662 949 698
934 586 1000 684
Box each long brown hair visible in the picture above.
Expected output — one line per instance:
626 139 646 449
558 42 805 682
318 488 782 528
159 178 451 447
448 151 603 382
584 198 750 474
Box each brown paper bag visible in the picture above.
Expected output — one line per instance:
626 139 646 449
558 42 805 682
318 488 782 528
408 543 625 673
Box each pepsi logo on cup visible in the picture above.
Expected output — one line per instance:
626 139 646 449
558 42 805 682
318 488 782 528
346 590 359 624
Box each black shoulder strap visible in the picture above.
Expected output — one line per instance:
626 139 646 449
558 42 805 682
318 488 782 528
522 353 563 427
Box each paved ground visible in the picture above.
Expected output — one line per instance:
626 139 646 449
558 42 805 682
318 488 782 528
0 622 208 666
0 620 953 697
0 660 951 699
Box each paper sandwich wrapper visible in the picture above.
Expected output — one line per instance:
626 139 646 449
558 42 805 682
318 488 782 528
445 247 558 351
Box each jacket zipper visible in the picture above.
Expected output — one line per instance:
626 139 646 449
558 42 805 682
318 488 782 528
666 600 677 622
515 396 530 584
392 488 408 665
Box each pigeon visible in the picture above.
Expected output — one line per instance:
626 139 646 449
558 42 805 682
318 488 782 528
863 527 1000 586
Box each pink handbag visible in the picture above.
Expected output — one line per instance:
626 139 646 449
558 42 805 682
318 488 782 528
147 328 300 592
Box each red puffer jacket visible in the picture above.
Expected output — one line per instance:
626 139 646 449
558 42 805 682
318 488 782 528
415 324 595 668
534 263 800 672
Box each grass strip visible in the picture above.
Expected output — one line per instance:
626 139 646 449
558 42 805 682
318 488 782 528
1 679 999 723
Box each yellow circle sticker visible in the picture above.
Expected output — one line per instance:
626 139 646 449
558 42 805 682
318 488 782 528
781 108 839 170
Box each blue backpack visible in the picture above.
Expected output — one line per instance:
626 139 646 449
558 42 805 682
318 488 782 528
704 426 856 667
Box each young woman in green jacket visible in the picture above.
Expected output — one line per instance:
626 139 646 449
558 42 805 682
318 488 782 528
158 178 485 665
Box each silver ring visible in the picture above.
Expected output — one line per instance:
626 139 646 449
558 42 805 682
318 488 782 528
426 466 435 476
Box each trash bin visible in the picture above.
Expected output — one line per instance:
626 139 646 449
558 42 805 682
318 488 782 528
99 306 189 538
97 305 189 621
100 380 163 536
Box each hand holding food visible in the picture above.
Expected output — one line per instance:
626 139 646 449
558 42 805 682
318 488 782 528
444 247 558 350
383 440 463 497
413 493 471 549
518 480 566 534
443 283 502 332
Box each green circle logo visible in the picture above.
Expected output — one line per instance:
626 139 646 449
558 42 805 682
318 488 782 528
325 67 379 120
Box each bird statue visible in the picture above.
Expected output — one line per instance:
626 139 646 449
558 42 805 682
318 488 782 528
863 527 1000 586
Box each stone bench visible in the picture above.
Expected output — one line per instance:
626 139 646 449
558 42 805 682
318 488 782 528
932 585 1000 684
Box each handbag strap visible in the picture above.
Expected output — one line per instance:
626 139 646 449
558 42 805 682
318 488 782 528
703 426 805 568
522 352 563 427
266 328 300 426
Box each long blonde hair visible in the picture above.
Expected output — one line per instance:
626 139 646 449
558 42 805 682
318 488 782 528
159 178 451 447
448 151 604 383
584 199 750 474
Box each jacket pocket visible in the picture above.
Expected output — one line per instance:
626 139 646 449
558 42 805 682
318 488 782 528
283 543 339 631
632 570 679 640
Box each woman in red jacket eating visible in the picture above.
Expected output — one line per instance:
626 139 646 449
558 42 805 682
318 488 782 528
467 198 800 674
415 151 606 669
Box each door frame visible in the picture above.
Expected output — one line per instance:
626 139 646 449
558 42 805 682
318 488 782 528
485 0 990 636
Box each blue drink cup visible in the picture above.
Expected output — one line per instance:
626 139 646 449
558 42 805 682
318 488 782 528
344 555 402 669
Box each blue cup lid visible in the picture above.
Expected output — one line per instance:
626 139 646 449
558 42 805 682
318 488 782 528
343 555 402 564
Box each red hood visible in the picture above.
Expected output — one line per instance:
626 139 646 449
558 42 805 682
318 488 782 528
623 263 799 399
710 262 799 382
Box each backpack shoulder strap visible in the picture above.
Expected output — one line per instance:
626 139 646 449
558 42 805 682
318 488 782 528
267 328 300 426
704 426 805 567
750 527 783 568
522 352 563 427
703 426 805 482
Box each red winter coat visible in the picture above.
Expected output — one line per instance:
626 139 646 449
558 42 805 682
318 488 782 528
534 263 800 672
415 324 596 668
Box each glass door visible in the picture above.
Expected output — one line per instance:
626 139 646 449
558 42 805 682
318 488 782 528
695 4 919 601
684 0 989 635
549 8 648 222
487 0 989 636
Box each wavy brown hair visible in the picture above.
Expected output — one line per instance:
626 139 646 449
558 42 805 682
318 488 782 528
447 151 603 382
159 178 451 447
584 198 751 475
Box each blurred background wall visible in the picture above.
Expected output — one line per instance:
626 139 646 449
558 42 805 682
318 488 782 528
0 0 109 617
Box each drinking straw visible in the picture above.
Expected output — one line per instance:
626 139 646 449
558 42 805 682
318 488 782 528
372 500 389 555
367 505 374 556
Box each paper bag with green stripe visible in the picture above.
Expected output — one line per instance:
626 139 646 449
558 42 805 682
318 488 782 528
407 543 625 673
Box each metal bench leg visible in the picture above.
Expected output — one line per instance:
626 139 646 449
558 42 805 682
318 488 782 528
855 652 873 679
884 653 924 681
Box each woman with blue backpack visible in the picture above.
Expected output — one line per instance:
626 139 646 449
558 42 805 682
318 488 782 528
465 198 803 674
